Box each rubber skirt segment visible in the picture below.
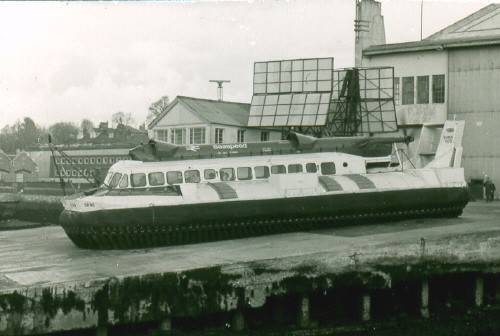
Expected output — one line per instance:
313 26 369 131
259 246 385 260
59 187 470 250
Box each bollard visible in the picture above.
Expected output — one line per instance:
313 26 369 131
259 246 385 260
96 326 107 336
232 310 245 331
475 276 484 307
361 293 371 321
421 279 430 318
297 295 310 328
159 317 172 331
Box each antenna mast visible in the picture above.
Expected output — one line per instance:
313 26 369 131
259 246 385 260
209 80 231 101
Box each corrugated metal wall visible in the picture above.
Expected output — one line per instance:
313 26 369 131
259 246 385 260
448 46 500 185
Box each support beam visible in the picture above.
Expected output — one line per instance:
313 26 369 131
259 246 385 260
96 326 107 336
421 279 430 318
475 276 484 307
297 295 310 328
232 310 245 332
361 293 371 321
159 317 172 331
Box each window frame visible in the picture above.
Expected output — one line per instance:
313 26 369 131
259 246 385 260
215 128 224 144
237 130 245 143
402 76 414 105
432 74 445 104
417 75 429 104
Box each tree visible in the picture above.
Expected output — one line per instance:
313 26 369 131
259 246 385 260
147 95 170 124
112 112 135 127
80 119 95 138
49 122 78 145
18 117 39 150
0 125 17 154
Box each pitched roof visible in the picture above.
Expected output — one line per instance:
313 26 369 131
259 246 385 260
148 96 251 129
364 4 500 56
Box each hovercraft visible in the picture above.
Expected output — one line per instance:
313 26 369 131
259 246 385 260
59 120 469 249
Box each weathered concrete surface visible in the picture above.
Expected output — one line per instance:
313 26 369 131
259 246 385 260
0 202 499 335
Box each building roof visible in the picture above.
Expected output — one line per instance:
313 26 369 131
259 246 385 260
148 96 251 129
364 4 500 56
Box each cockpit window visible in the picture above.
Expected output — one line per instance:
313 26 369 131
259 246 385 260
119 174 129 188
131 173 147 187
109 173 122 188
104 171 114 185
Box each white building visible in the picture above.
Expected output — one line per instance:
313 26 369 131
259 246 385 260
148 96 282 145
358 2 500 195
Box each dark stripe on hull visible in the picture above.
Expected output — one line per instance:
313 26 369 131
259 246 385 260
59 187 470 250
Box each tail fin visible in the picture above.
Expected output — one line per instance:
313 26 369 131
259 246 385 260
425 120 465 168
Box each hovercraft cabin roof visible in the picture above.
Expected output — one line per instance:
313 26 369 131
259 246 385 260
364 3 500 56
148 96 251 129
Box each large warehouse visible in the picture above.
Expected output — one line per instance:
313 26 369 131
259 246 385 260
359 2 500 190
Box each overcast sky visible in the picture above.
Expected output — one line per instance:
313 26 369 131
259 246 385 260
0 0 495 130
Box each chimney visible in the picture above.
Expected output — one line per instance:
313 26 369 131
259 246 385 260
354 0 386 67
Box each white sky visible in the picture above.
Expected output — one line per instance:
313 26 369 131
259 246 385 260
0 0 495 130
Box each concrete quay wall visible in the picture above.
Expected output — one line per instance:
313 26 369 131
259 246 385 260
0 202 499 335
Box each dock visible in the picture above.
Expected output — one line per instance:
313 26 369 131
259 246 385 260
1 201 500 335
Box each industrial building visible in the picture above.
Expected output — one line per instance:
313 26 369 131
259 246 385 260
359 2 500 191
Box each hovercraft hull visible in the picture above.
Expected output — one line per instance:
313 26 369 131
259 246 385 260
60 186 469 250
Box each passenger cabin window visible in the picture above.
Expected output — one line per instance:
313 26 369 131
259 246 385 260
109 173 122 188
237 167 252 180
220 168 235 181
288 164 303 173
204 169 216 180
185 170 201 183
167 171 183 184
149 172 165 186
131 173 147 187
119 174 129 188
306 163 317 173
255 166 270 179
321 162 336 175
271 165 286 174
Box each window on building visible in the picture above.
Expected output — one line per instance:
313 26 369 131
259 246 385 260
215 128 224 144
171 129 186 145
156 129 168 141
96 158 101 164
394 77 400 105
402 77 414 105
90 158 95 164
109 158 114 164
417 76 429 104
189 128 206 144
432 74 445 103
237 130 245 143
78 158 83 164
261 131 270 142
84 158 89 164
103 158 108 164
